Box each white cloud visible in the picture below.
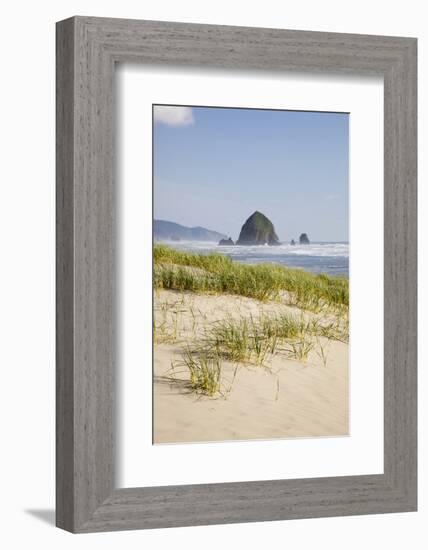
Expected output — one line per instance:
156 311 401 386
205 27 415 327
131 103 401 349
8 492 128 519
153 105 194 127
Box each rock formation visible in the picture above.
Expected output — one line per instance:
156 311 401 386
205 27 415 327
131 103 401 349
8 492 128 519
219 237 234 246
236 211 279 246
290 239 296 246
299 233 310 244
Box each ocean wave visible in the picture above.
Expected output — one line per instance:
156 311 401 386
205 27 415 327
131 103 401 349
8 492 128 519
163 240 349 258
156 240 349 276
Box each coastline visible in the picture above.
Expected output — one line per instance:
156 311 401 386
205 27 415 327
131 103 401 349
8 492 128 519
153 239 350 278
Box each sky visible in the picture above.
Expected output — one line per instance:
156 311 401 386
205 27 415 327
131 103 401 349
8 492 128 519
153 105 349 242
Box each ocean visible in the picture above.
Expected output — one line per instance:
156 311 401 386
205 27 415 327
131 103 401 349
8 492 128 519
158 241 349 277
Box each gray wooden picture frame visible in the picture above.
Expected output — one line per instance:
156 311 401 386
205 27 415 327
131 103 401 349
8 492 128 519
56 16 417 533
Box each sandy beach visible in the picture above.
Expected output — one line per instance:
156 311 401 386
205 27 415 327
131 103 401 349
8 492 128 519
153 288 349 444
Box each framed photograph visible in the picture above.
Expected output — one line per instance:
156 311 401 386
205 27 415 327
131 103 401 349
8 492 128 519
56 16 417 532
151 103 350 446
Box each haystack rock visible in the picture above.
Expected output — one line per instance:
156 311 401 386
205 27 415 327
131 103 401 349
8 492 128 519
236 211 279 246
299 233 310 244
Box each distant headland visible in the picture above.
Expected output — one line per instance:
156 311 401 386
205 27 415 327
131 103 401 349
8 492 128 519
154 219 226 242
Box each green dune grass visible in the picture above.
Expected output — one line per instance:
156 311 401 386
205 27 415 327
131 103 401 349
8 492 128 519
154 244 348 312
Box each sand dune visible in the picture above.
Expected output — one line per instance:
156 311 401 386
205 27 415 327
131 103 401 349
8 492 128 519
153 289 348 444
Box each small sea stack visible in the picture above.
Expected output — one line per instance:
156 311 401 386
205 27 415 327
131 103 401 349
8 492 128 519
299 233 310 245
219 237 234 246
236 211 279 246
290 239 296 245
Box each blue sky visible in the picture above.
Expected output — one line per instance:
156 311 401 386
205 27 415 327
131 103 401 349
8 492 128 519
153 105 349 242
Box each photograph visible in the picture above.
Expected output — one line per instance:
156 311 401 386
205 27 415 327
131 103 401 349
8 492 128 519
152 104 349 444
0 2 418 541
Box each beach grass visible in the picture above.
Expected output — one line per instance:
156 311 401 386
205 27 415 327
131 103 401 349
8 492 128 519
168 310 345 397
154 244 348 312
204 313 343 367
207 316 273 366
172 347 222 397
